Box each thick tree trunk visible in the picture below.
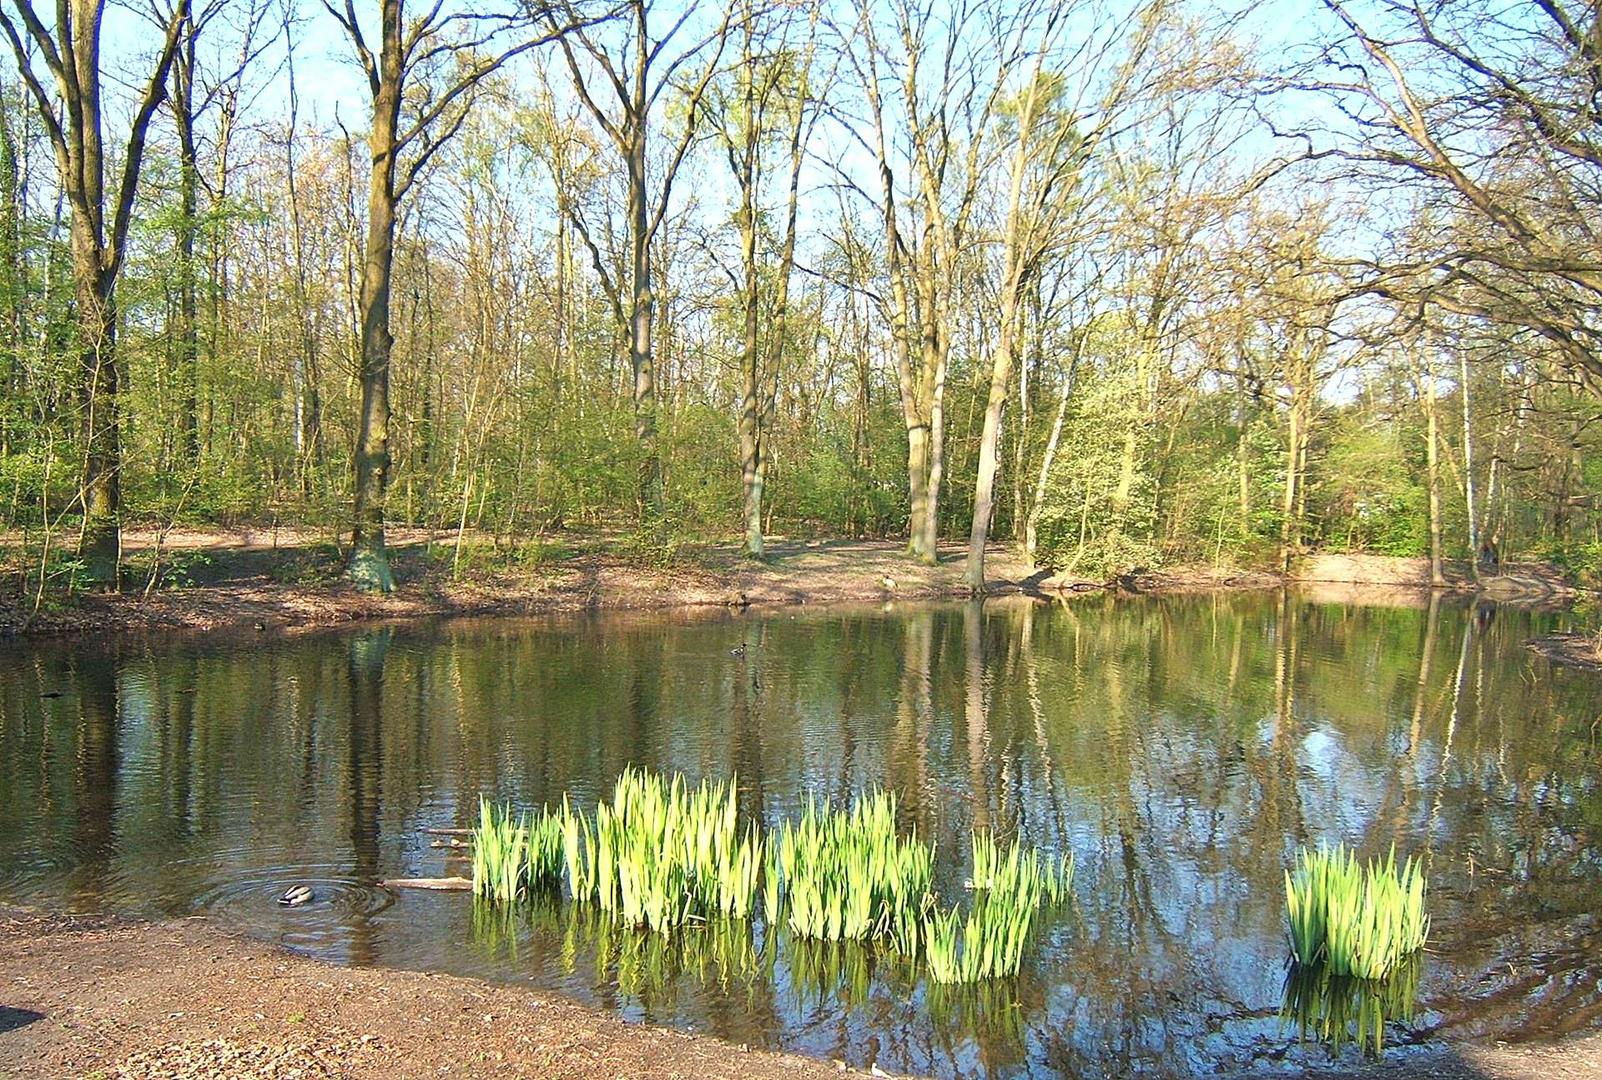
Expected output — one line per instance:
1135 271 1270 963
348 34 401 593
965 287 1021 590
72 234 120 585
1279 393 1302 574
921 343 946 563
736 99 762 556
626 121 663 521
1459 349 1479 563
172 26 200 465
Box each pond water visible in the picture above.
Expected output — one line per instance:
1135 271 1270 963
2 592 1600 1077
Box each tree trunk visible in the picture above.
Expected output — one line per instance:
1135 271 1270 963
1420 354 1445 587
348 14 402 593
172 20 200 465
626 131 663 521
1459 349 1479 564
965 331 1013 588
1279 390 1302 574
71 234 120 584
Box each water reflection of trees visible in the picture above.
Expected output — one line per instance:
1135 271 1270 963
2 596 1601 1075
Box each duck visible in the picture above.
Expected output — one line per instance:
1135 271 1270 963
277 885 314 907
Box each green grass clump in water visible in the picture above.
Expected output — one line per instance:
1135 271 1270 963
1285 843 1429 979
470 797 580 901
926 833 1073 983
573 767 762 933
769 791 935 947
471 769 1076 985
471 798 529 902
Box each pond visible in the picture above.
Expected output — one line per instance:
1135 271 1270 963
2 592 1600 1077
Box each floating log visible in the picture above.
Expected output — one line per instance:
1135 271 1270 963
421 827 473 836
381 876 472 891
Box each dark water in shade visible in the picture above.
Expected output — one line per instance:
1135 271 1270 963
3 592 1601 1078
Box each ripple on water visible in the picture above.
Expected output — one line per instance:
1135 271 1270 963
190 866 397 959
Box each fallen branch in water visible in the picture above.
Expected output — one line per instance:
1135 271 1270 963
381 876 472 891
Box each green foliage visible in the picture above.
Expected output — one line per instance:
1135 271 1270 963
1285 843 1429 979
469 768 1074 984
1313 417 1428 556
771 790 934 947
924 833 1074 984
1538 539 1602 588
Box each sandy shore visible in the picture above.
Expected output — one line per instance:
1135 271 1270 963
3 910 1600 1080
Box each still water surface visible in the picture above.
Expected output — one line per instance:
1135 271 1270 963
2 593 1600 1077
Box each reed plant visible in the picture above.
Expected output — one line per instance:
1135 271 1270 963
1285 843 1429 979
572 767 762 933
470 769 1075 986
470 796 579 901
770 791 935 945
470 798 530 902
926 834 1064 983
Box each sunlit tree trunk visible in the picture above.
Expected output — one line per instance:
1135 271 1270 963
348 3 403 593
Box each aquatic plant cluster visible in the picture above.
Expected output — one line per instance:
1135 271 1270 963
1284 843 1429 980
469 767 1074 983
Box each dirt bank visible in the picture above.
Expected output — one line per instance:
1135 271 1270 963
1291 553 1576 603
0 530 1278 639
0 910 855 1080
3 911 1599 1080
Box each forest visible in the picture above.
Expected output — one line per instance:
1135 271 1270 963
2 0 1600 596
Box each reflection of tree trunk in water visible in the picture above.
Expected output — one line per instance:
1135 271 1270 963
347 629 390 966
1100 642 1156 951
1270 592 1306 844
1408 591 1441 756
1225 608 1244 704
75 659 120 905
1426 611 1474 858
1020 603 1069 841
168 657 197 838
893 610 935 828
626 635 664 767
964 601 990 833
298 654 320 818
729 619 765 823
1380 592 1440 842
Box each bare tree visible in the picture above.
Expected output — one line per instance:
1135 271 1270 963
714 0 819 557
964 1 1164 589
551 0 735 523
323 0 589 591
0 0 190 584
842 0 1021 564
1307 1 1602 389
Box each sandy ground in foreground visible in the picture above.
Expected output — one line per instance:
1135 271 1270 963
0 911 856 1080
2 911 1600 1080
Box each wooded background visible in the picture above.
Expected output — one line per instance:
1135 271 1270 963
3 0 1600 592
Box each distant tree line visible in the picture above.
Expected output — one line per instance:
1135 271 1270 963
2 0 1601 595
